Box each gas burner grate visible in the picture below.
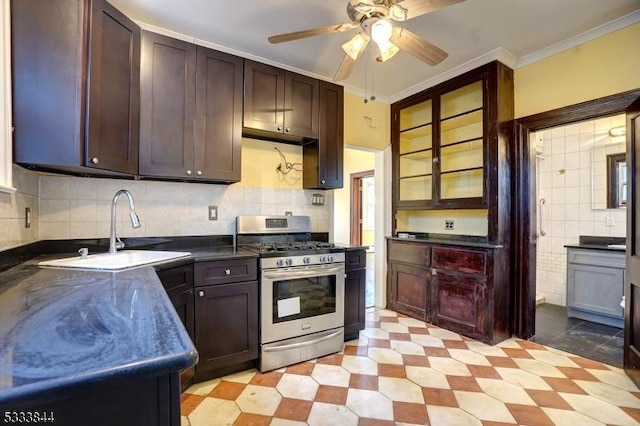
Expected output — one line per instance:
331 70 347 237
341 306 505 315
242 241 335 254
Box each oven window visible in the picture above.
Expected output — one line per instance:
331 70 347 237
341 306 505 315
272 275 336 323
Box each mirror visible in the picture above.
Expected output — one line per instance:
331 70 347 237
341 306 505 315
591 143 625 209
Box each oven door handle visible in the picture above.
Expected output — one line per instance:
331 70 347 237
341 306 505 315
263 266 345 280
262 329 344 352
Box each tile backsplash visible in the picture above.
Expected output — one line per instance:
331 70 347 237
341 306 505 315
0 165 332 251
535 114 626 306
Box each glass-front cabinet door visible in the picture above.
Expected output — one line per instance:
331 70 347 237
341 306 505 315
438 81 484 202
398 99 433 203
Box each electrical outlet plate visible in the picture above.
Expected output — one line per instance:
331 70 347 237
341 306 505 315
445 219 454 230
208 206 218 221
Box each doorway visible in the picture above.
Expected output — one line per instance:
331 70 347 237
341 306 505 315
530 116 626 367
512 89 640 356
351 170 375 308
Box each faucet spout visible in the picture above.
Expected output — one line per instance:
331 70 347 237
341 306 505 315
109 189 141 254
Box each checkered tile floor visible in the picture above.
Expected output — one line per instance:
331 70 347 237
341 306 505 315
181 309 640 425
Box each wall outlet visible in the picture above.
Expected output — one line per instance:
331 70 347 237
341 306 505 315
25 207 31 228
605 216 615 227
445 219 454 230
208 206 218 221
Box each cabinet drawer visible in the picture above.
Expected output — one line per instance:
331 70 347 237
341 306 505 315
195 258 258 286
432 247 486 274
345 250 366 271
388 240 430 267
567 249 625 268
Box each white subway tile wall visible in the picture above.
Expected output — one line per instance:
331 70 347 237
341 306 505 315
0 165 332 251
535 114 626 306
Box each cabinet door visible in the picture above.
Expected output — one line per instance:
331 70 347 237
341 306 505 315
344 268 366 340
284 73 319 139
195 282 259 373
388 262 430 321
243 61 285 133
303 81 344 189
567 264 624 319
139 31 196 178
86 0 140 174
431 269 486 339
194 47 243 182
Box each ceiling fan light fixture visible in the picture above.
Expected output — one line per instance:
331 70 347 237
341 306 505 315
388 4 408 21
377 40 399 62
370 19 393 44
342 32 370 60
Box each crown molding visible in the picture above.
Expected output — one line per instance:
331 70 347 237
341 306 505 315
516 10 640 68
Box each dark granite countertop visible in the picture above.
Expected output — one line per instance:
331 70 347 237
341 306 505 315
564 235 626 252
564 244 626 252
0 261 198 408
334 244 370 252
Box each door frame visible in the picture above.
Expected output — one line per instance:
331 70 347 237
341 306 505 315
350 170 375 246
512 89 640 340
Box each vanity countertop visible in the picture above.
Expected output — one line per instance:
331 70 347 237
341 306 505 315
0 260 198 408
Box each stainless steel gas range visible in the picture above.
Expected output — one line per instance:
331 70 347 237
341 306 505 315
236 215 345 372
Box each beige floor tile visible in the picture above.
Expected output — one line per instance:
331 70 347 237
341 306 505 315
360 327 390 340
307 402 359 426
410 333 445 347
426 405 483 426
270 418 308 426
235 384 283 416
575 379 640 408
346 388 394 420
368 347 405 365
185 378 220 396
379 321 410 333
428 357 472 377
448 349 491 366
496 339 524 349
428 328 463 340
180 415 190 426
188 397 240 426
378 377 424 403
542 407 606 426
221 368 257 384
586 368 640 392
405 366 451 389
311 363 351 387
560 392 639 425
513 358 566 378
465 341 508 357
390 340 427 356
454 390 516 423
476 378 537 405
276 373 319 401
527 349 581 367
496 367 554 390
397 317 428 328
341 354 379 375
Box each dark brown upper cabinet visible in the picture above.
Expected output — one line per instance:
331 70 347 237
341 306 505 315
243 60 319 143
303 81 344 189
12 0 140 177
139 31 243 183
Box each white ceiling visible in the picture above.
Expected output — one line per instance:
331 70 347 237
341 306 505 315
109 0 640 102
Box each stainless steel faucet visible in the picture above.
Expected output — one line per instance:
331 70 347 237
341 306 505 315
109 189 141 254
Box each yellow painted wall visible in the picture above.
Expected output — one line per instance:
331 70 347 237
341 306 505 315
515 23 640 118
344 92 390 150
239 138 304 188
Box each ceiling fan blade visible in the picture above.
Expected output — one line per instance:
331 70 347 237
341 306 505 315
268 23 358 44
390 0 465 21
391 27 448 65
334 55 357 81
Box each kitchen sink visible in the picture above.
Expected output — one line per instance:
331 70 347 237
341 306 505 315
38 250 191 271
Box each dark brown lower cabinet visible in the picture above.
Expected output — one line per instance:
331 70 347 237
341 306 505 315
387 238 508 344
156 264 195 391
194 258 259 381
344 250 367 341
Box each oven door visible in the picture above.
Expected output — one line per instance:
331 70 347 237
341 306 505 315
261 263 345 344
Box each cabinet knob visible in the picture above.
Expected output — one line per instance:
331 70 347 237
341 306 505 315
196 170 203 176
431 269 437 275
285 128 290 133
198 290 204 297
186 170 192 176
321 179 326 184
224 269 231 275
277 127 282 131
91 157 99 164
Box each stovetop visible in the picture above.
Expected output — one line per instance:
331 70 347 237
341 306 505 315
240 241 341 257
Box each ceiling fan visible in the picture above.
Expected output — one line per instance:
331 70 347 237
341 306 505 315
268 0 465 81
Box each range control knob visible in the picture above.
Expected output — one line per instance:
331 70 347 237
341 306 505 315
319 256 326 263
303 257 311 264
276 259 285 267
286 258 294 266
